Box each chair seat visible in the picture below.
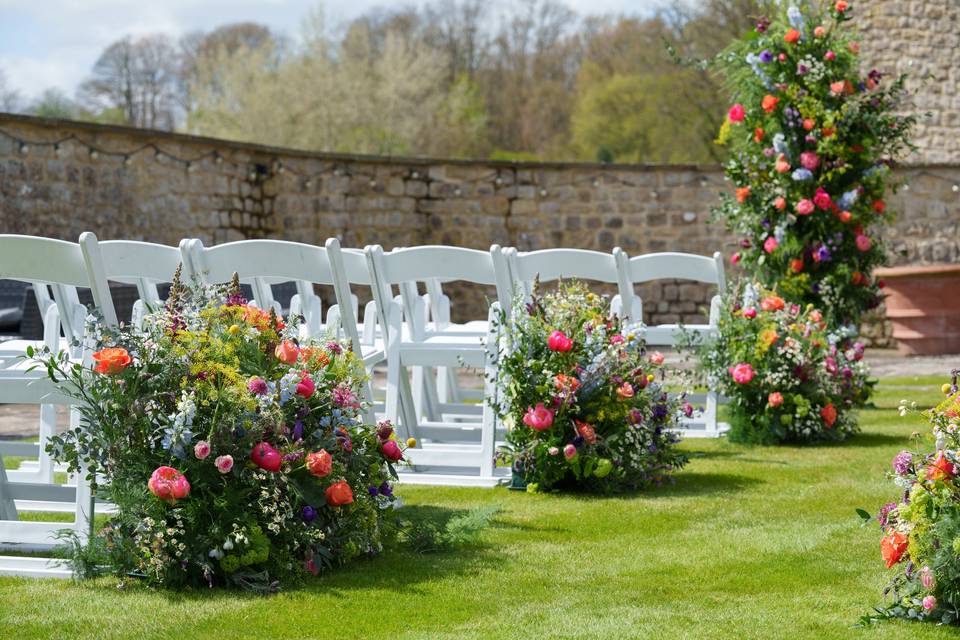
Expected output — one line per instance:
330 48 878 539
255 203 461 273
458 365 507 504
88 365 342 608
638 323 717 346
428 320 489 336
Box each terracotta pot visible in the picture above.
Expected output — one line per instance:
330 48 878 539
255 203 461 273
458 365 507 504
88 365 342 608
874 264 960 356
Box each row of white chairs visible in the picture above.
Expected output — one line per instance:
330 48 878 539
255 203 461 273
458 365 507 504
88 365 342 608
0 233 725 573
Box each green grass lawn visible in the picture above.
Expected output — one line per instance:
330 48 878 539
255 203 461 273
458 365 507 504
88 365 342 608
1 375 956 639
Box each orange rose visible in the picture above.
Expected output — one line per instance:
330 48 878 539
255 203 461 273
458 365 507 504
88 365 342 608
821 403 837 428
325 480 354 506
736 187 751 203
784 29 800 44
576 421 597 445
93 347 132 374
275 340 300 364
760 295 785 312
761 95 779 113
881 531 908 568
306 449 333 478
753 127 765 143
554 374 580 392
927 452 956 482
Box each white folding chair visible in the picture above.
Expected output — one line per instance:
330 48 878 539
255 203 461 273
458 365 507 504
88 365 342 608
0 233 116 573
613 249 727 437
183 238 387 424
365 244 508 485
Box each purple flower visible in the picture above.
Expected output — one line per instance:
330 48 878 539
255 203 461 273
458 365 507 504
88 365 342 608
378 481 393 498
325 341 342 355
247 377 268 395
301 505 317 522
878 502 897 527
652 403 668 421
629 408 643 424
756 16 770 32
797 63 809 75
759 49 774 63
226 292 247 306
368 485 379 497
816 246 831 262
893 451 913 475
292 420 304 441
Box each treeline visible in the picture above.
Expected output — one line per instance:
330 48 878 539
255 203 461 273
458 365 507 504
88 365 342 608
1 0 758 163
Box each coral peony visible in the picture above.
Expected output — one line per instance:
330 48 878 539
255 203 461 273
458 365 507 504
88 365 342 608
616 382 635 399
795 199 815 215
790 258 804 273
649 352 665 365
306 449 333 477
92 347 132 375
763 237 779 254
577 421 597 445
821 403 837 427
148 466 190 504
736 186 751 203
547 330 573 352
761 95 779 113
730 363 755 384
728 103 745 122
773 196 786 210
522 403 554 431
784 28 800 44
325 480 354 506
768 392 784 408
760 296 785 312
275 340 300 364
855 235 872 252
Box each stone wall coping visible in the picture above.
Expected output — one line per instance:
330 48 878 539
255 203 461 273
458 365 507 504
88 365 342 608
2 111 958 172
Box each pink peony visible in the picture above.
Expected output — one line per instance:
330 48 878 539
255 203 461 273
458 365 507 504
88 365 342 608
813 188 832 210
522 403 554 431
800 151 820 171
649 351 665 365
215 454 234 474
923 595 937 611
795 199 815 215
617 382 634 399
728 103 745 123
194 441 211 460
296 373 316 399
743 307 757 319
148 466 190 504
768 392 784 408
547 330 573 352
382 440 404 462
855 235 872 252
729 363 755 384
763 237 778 254
563 444 577 460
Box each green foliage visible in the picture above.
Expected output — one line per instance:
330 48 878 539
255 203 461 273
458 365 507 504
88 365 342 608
398 506 499 554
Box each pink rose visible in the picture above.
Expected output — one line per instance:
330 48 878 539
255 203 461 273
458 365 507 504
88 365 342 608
522 403 555 431
855 234 872 252
728 103 745 122
923 595 937 611
800 151 820 171
763 237 778 254
649 352 665 365
609 334 624 345
768 392 784 408
795 199 815 215
548 446 560 456
148 466 190 504
296 373 316 398
824 50 836 61
830 80 846 95
729 363 755 384
743 307 757 319
194 441 211 460
825 357 838 375
813 188 831 210
563 444 577 460
730 252 741 265
773 196 786 210
547 330 573 352
215 455 234 474
382 440 404 462
775 155 791 173
616 382 634 399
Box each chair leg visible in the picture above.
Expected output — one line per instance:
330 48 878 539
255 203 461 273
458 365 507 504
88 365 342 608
703 390 719 435
479 328 501 479
38 404 56 484
0 456 19 521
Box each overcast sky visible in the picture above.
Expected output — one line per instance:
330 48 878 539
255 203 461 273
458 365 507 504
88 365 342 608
0 0 664 101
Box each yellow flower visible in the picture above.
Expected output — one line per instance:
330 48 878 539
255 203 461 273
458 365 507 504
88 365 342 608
228 324 241 335
406 438 417 448
942 384 953 395
647 374 655 383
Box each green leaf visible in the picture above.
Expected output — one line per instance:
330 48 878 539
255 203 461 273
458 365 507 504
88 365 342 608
855 508 872 522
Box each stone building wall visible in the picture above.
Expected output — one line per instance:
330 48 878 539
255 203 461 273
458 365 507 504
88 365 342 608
859 0 960 164
1 114 959 345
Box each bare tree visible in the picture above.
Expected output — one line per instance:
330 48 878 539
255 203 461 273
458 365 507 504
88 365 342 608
0 69 22 112
28 88 77 119
78 35 182 129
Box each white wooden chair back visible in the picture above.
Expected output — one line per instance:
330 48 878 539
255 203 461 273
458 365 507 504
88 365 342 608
613 249 726 327
497 247 621 319
184 239 332 336
83 238 183 327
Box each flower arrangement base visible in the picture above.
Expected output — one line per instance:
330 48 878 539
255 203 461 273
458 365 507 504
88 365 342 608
874 265 960 356
507 473 529 492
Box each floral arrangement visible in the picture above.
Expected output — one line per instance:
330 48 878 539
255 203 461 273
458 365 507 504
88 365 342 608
38 271 406 591
713 1 915 326
689 281 871 444
491 280 688 493
862 370 960 625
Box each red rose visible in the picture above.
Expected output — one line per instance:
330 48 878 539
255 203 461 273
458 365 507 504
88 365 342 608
382 440 403 462
325 480 354 507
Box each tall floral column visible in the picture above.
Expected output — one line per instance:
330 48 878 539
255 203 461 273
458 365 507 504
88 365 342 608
713 1 915 328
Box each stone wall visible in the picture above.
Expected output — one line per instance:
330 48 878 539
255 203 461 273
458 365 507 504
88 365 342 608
859 0 960 164
1 113 959 344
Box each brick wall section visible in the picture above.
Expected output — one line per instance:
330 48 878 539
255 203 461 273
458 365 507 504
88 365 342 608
1 114 959 345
